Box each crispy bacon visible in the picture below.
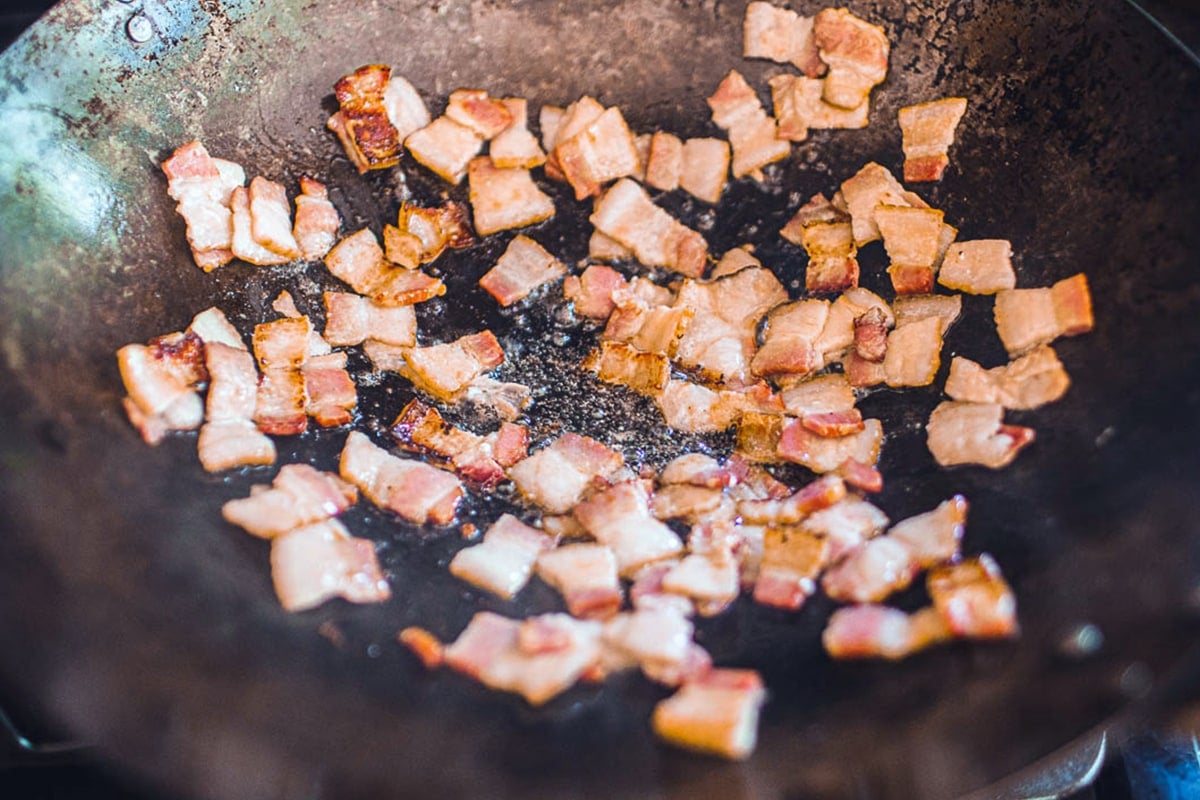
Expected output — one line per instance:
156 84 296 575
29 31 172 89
751 299 830 378
507 432 625 514
926 401 1036 469
339 431 464 524
753 526 827 610
381 74 430 142
802 409 865 437
591 341 671 395
893 293 963 329
836 458 884 493
661 553 739 617
603 297 692 356
388 201 474 267
222 464 357 539
743 1 822 75
489 97 547 169
875 204 944 283
644 131 683 192
854 306 890 362
270 519 390 612
883 316 945 387
887 260 935 296
590 179 708 277
734 411 786 464
652 668 766 760
994 273 1094 356
813 287 893 359
573 481 684 576
652 485 728 522
938 239 1015 294
781 193 860 293
252 316 310 435
563 264 628 320
822 605 951 660
449 514 556 600
928 554 1019 638
738 474 846 525
230 186 290 266
329 64 402 172
769 74 869 142
776 417 883 473
839 162 913 246
324 228 445 306
405 115 484 184
536 543 623 619
899 97 968 183
323 291 416 348
812 8 890 110
707 70 791 179
660 454 734 488
117 333 206 444
467 156 556 237
601 606 700 682
247 176 301 260
554 105 640 200
389 398 522 488
398 331 504 402
945 346 1070 410
479 234 566 306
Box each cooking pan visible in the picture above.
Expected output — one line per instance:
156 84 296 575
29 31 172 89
1 1 1198 797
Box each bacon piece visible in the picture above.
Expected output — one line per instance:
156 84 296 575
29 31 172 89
328 64 402 173
644 131 683 192
252 317 309 435
945 346 1069 410
842 352 885 389
398 626 443 669
198 342 274 471
875 205 944 292
652 669 766 760
161 141 244 269
813 8 890 110
117 336 205 444
197 419 276 473
590 179 708 277
660 454 734 488
270 519 389 612
291 176 339 261
601 606 701 682
563 264 628 320
899 97 968 183
839 162 913 246
823 605 951 660
854 306 890 362
247 176 301 259
743 1 822 75
489 97 546 169
893 293 963 329
813 286 894 359
405 115 484 184
479 234 566 306
710 246 761 280
324 228 445 306
507 433 624 514
387 201 474 267
339 431 463 524
938 239 1015 294
538 105 565 153
661 553 739 617
734 411 785 464
461 377 532 422
889 495 969 568
590 341 671 395
994 273 1094 356
574 481 684 576
188 307 244 351
322 292 415 349
445 88 513 139
381 74 430 142
222 464 357 539
303 352 356 427
802 497 889 563
554 105 640 200
770 74 870 142
603 297 692 357
777 417 882 473
674 267 788 385
467 156 556 237
837 458 883 493
230 186 289 266
751 299 830 378
780 194 860 293
883 316 944 387
536 543 623 619
389 398 517 487
926 401 1035 469
928 554 1018 639
801 409 865 437
395 331 504 402
707 70 790 180
588 230 633 262
752 526 827 610
443 612 603 705
651 485 728 522
450 514 556 600
738 474 846 526
779 373 855 417
628 563 696 617
656 380 743 434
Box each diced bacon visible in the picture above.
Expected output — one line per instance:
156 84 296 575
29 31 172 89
656 380 783 434
652 485 727 522
813 8 890 110
405 116 484 184
603 299 692 357
540 514 586 541
707 70 791 179
270 519 390 612
555 105 640 200
674 267 788 385
780 192 844 242
252 316 309 370
489 97 546 169
769 74 869 142
666 136 729 204
727 458 792 504
461 377 533 422
397 331 503 401
823 605 951 660
199 341 274 469
945 346 1070 410
591 341 671 395
836 458 884 494
928 554 1018 639
443 612 603 706
490 422 530 467
389 398 511 487
507 432 625 514
398 626 444 669
629 562 696 617
899 97 968 183
662 553 739 616
247 176 300 259
889 495 968 568
813 286 893 359
632 133 652 183
601 606 698 682
780 193 860 293
777 417 882 473
839 162 912 246
538 105 565 153
644 131 683 192
197 420 276 473
588 230 634 262
821 536 915 603
329 64 402 172
994 273 1094 356
161 141 240 269
445 88 513 139
339 431 464 524
751 299 830 378
536 543 623 619
371 265 446 306
322 292 415 348
230 186 289 265
743 1 822 75
563 264 628 320
118 332 205 418
893 293 963 329
381 74 430 141
842 352 886 389
804 497 889 563
479 234 566 306
779 373 855 417
391 201 475 267
735 411 787 464
854 306 890 362
547 96 606 152
1050 273 1094 336
467 156 556 236
590 179 708 277
652 668 766 760
450 514 556 600
938 239 1015 294
710 246 761 280
883 316 944 387
291 176 339 261
325 229 389 294
753 526 827 610
875 204 944 271
801 409 864 437
361 340 408 372
222 464 357 539
738 474 846 525
573 481 684 576
660 454 733 488
254 367 307 436
926 401 1035 469
303 353 356 427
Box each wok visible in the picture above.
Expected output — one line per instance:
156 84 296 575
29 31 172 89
0 0 1198 798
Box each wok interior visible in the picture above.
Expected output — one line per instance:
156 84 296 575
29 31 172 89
0 1 1198 798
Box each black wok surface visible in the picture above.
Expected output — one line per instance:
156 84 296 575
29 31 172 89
1 1 1199 798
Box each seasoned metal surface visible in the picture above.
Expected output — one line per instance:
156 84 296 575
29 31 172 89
0 1 1199 798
